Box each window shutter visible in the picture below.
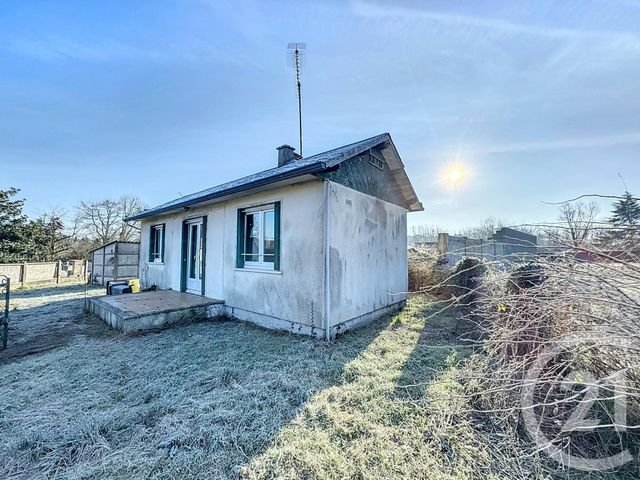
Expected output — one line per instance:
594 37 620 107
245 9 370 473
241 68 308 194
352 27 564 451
201 216 207 296
160 223 166 263
236 209 245 268
180 221 188 292
148 225 154 262
274 201 281 271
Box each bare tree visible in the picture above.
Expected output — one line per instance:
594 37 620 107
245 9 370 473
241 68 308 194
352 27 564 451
557 201 599 247
458 216 505 240
76 196 146 245
118 195 146 242
38 208 77 260
409 224 442 245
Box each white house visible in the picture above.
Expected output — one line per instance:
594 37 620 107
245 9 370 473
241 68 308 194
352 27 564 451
126 133 423 339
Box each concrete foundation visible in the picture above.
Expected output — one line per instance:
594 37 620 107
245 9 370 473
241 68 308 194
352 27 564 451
331 300 406 338
87 289 405 339
87 290 224 333
227 300 405 339
225 304 327 338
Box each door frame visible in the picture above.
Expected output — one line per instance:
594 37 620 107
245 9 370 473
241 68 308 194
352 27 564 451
180 215 207 296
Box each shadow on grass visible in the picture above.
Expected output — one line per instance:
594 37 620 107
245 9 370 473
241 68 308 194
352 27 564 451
392 299 472 402
386 301 640 480
1 293 503 479
244 296 480 479
0 302 394 479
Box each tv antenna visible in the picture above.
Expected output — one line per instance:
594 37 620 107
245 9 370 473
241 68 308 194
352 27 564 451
618 172 629 192
287 42 306 156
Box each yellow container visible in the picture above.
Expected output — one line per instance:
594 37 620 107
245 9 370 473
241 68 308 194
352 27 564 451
128 278 141 293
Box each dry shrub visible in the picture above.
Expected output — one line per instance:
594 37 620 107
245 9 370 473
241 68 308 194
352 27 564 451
408 245 448 292
447 257 487 307
507 262 546 293
458 247 640 477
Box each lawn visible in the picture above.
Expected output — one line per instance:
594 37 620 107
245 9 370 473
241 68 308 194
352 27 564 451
0 286 509 479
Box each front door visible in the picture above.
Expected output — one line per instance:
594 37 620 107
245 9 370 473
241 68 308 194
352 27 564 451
185 218 204 294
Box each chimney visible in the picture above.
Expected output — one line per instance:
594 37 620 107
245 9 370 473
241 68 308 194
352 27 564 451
277 144 297 167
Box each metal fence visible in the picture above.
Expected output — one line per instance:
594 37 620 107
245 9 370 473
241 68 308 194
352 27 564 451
0 276 9 350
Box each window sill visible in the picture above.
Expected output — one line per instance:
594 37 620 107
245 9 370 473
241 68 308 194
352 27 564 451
235 268 282 275
148 262 165 266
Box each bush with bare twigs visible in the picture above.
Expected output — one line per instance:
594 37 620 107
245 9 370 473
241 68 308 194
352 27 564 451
452 247 640 477
447 257 488 307
408 245 448 292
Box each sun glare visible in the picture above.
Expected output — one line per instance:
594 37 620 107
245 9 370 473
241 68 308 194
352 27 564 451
445 165 465 186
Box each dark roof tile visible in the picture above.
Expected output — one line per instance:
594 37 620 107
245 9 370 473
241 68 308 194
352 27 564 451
126 133 422 220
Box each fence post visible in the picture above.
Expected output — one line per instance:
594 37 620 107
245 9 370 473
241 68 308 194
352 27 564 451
1 276 8 350
21 263 27 288
56 260 62 284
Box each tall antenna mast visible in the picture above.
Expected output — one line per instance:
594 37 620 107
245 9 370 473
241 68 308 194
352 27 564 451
287 42 306 156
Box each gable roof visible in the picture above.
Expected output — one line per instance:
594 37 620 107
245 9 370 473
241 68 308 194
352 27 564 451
126 133 423 221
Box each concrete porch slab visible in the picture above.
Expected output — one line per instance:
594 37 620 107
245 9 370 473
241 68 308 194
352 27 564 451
86 290 224 332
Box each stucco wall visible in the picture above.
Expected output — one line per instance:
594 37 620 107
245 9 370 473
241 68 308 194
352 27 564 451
139 180 326 331
139 179 409 336
140 214 183 291
327 182 408 328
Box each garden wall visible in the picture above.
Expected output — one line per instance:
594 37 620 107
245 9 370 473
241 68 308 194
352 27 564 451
0 260 87 288
438 230 538 266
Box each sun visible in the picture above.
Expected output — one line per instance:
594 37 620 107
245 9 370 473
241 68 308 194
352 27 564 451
445 165 465 186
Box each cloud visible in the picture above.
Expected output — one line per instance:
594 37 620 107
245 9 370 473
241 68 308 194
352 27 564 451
2 37 159 63
0 35 250 67
463 132 640 155
352 0 640 44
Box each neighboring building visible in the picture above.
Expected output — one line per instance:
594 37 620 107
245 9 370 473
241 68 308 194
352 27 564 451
491 227 538 255
126 133 423 339
438 227 539 266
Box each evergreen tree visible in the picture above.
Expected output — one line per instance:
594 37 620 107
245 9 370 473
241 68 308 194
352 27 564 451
606 191 640 245
20 219 48 262
30 213 73 261
610 191 640 227
0 189 77 262
0 188 29 262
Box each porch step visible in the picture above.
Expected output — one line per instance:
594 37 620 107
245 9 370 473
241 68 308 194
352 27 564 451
87 290 224 332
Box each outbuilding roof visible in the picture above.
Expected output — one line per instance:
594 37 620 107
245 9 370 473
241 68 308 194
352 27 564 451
88 240 140 255
126 133 423 221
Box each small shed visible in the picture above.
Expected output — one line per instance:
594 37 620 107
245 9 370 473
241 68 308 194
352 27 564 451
89 241 140 286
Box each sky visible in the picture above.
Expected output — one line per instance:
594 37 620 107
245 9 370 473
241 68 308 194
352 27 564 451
1 0 640 231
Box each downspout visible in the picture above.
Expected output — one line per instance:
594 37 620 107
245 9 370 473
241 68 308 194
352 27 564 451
221 204 225 302
323 180 331 341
